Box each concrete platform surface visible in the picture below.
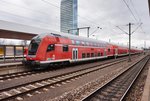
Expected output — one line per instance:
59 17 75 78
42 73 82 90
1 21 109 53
0 62 22 67
141 65 150 101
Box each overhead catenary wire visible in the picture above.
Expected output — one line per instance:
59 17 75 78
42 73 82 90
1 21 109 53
1 0 146 40
129 0 142 22
0 0 144 31
130 0 146 33
131 23 143 34
0 10 61 28
89 27 102 36
77 15 101 27
116 26 129 35
40 0 130 37
41 0 60 9
40 0 103 28
0 0 50 16
0 0 61 28
122 0 139 22
122 0 146 34
0 0 102 32
41 0 104 37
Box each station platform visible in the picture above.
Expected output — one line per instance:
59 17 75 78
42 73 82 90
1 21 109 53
0 62 30 75
0 62 22 67
0 55 25 64
141 65 150 101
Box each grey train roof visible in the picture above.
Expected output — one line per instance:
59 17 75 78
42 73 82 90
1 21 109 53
34 32 141 50
35 32 109 46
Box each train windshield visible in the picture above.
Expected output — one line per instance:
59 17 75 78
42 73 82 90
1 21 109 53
28 40 40 55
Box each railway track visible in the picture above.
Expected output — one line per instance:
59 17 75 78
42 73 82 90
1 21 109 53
0 71 37 81
0 57 130 101
0 55 139 82
0 58 125 82
81 55 149 101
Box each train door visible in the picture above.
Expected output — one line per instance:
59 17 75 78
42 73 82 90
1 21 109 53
115 48 118 55
72 48 78 60
104 49 107 56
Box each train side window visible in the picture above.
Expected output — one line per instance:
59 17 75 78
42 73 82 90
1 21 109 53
63 45 68 52
87 53 90 58
47 44 55 52
81 42 85 46
72 40 75 44
82 53 86 58
95 53 97 57
91 53 94 57
108 48 110 52
86 42 89 46
76 41 80 45
98 53 101 56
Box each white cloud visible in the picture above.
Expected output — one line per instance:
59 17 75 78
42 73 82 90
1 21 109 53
0 0 149 48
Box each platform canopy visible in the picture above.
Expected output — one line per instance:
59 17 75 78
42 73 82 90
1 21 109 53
0 20 52 40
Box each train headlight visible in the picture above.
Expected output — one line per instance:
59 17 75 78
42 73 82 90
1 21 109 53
52 55 55 60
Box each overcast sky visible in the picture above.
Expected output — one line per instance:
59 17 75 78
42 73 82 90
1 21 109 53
0 0 149 48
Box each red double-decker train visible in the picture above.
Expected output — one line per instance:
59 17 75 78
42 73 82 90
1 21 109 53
23 32 142 69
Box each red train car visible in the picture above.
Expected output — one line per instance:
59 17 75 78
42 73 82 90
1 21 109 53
23 32 142 69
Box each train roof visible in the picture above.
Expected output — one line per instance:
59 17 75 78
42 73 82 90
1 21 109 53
33 31 141 50
34 31 110 46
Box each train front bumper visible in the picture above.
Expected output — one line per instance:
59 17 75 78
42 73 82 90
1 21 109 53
22 60 49 70
22 60 40 66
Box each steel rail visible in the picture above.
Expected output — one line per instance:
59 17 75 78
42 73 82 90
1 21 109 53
0 56 129 81
0 54 140 81
0 58 127 100
119 56 149 101
81 55 149 101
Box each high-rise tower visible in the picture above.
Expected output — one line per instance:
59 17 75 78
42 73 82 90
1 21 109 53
60 0 78 35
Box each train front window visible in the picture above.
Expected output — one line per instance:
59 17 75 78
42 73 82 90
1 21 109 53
28 40 40 55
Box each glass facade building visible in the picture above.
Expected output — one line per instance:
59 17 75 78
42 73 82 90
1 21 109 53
60 0 78 35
